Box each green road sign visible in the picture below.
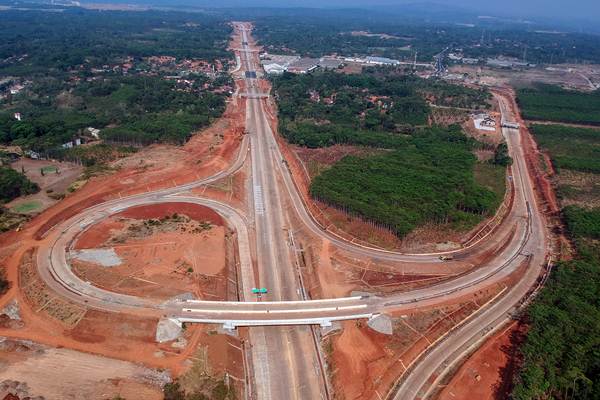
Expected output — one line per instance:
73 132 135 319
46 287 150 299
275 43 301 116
252 288 268 294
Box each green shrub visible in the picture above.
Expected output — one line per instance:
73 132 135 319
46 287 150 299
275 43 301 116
0 167 39 203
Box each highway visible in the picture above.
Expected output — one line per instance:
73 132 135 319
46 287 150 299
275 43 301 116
239 24 327 400
389 93 549 400
31 23 550 400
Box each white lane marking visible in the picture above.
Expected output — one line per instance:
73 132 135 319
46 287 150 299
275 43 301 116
182 304 368 314
178 314 374 326
254 185 264 215
184 296 363 305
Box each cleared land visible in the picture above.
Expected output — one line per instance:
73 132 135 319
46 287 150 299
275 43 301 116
450 64 600 93
72 203 228 301
7 159 83 214
439 322 526 400
0 337 165 400
326 284 506 400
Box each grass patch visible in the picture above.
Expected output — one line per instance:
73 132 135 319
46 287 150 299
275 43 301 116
41 165 58 174
67 180 86 193
12 200 42 214
164 346 237 400
474 162 506 200
82 163 117 179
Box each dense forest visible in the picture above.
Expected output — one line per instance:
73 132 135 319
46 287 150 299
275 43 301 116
0 8 234 156
310 126 500 236
530 124 600 173
512 92 600 398
0 75 227 152
273 70 489 148
513 206 600 400
563 206 600 240
83 75 227 146
252 9 600 64
0 8 232 76
0 167 39 203
272 70 501 236
518 85 600 125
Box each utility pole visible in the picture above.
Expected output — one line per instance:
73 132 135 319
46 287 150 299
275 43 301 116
413 51 418 72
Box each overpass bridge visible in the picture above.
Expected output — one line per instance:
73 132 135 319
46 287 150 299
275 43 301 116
239 92 269 99
501 116 520 129
175 296 375 329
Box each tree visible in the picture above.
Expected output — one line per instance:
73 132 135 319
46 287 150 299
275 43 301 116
0 167 39 203
492 143 512 166
163 382 186 400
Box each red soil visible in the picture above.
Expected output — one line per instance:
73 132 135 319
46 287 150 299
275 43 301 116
72 227 227 300
0 284 203 376
117 202 224 225
329 286 505 400
438 321 526 400
0 28 254 398
75 218 125 249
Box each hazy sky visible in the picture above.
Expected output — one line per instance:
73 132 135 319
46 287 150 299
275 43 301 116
164 0 600 21
364 0 600 20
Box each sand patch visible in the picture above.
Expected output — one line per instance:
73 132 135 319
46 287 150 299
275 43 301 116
70 248 122 267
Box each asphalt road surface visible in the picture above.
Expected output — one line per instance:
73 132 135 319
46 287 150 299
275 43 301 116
32 23 550 400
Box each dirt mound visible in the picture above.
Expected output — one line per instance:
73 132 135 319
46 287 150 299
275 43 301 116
117 202 224 225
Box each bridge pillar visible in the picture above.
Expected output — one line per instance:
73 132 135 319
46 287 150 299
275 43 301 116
223 321 237 331
156 317 183 343
319 320 332 328
367 314 393 335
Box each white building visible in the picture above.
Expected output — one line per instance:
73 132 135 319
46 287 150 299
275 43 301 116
462 58 480 65
473 113 497 132
260 54 300 75
344 57 366 63
86 127 101 139
365 56 400 66
263 63 287 75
